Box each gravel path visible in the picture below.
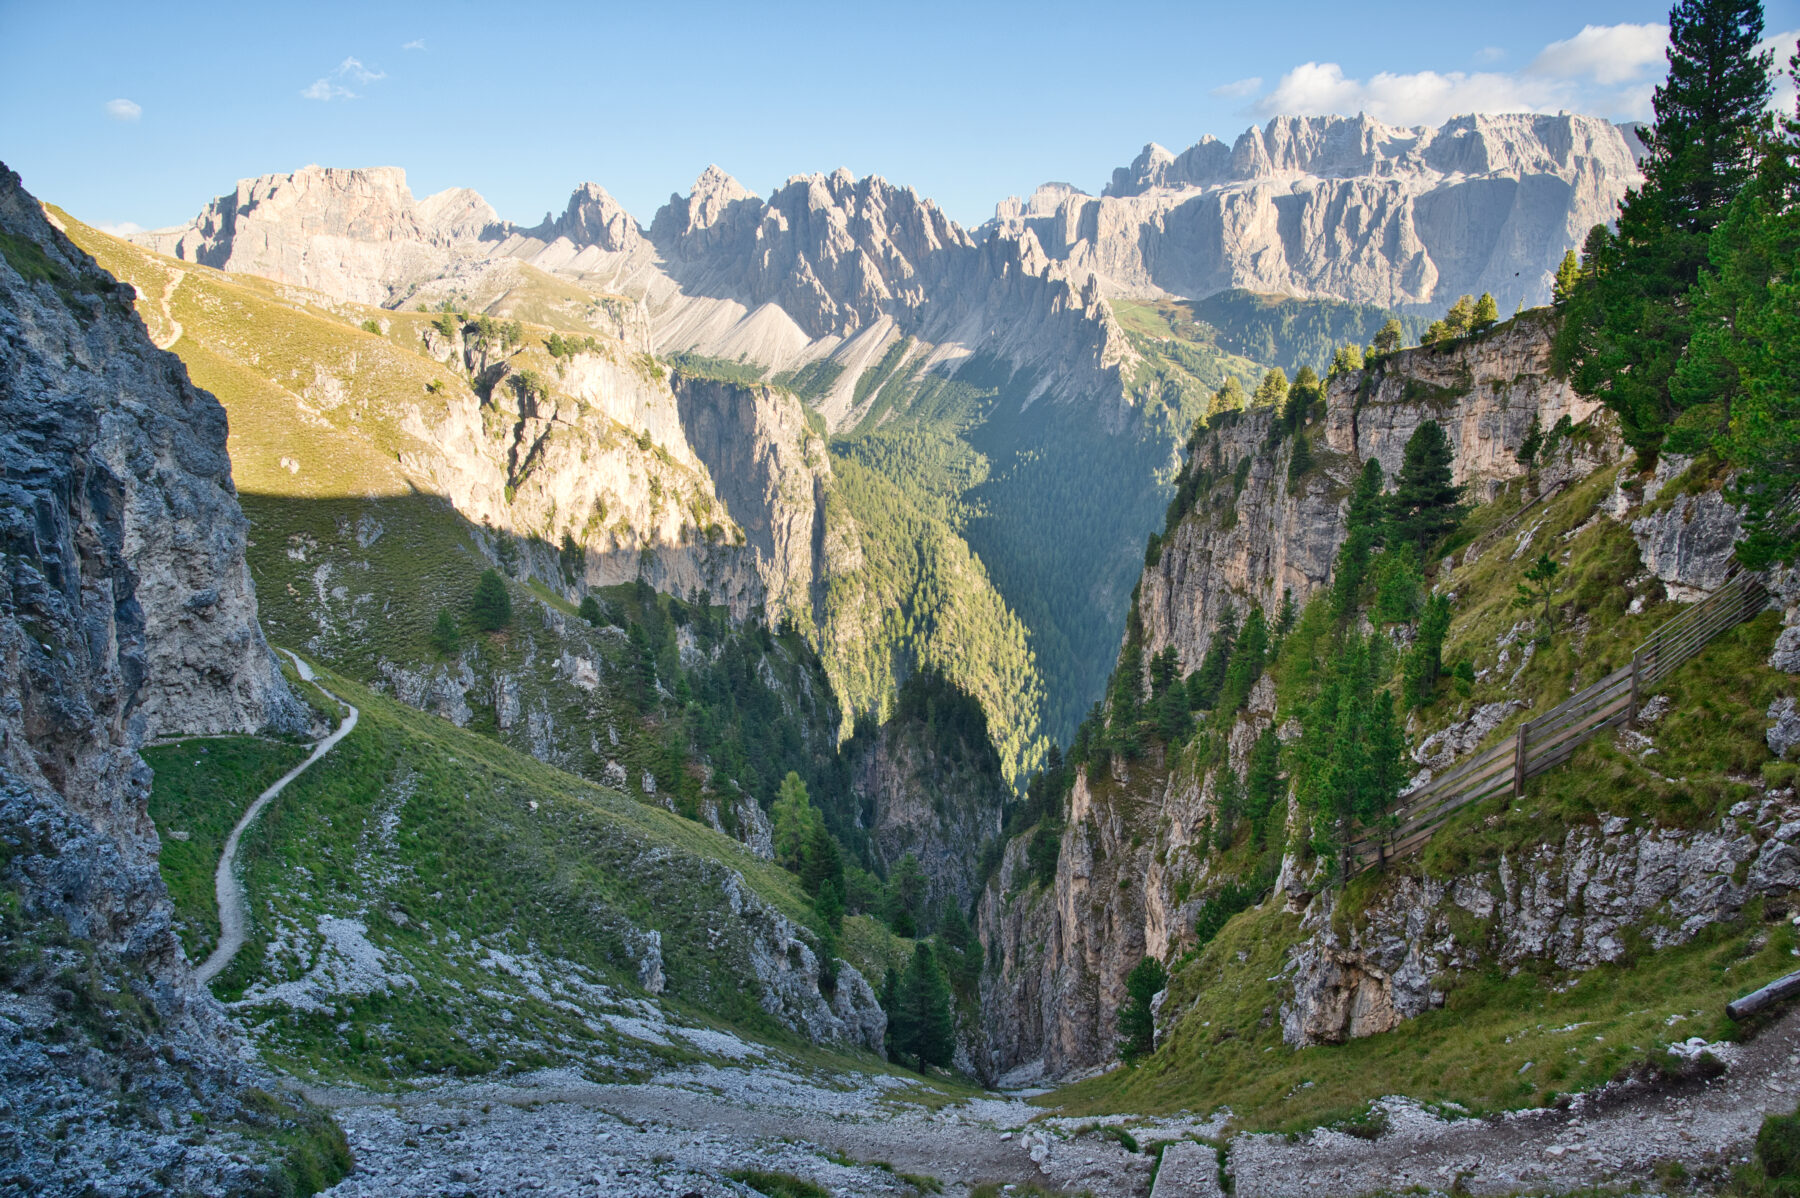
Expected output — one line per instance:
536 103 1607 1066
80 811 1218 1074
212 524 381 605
296 1001 1800 1198
1227 1002 1800 1197
196 651 357 984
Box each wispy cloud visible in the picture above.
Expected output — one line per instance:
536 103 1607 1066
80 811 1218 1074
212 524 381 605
1244 22 1680 127
95 220 145 235
1255 62 1567 127
104 98 141 121
1528 23 1667 86
300 56 386 102
402 38 426 51
1211 76 1263 99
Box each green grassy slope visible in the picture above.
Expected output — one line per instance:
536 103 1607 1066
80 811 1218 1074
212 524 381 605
147 661 901 1087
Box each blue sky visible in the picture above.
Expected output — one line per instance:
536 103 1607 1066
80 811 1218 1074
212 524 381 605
3 0 1796 232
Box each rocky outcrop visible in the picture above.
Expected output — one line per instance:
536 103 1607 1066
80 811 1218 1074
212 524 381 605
1628 455 1746 600
845 678 1011 914
640 167 1133 409
992 113 1641 315
0 164 334 1193
1281 794 1800 1046
136 165 500 306
672 373 840 615
1141 313 1606 674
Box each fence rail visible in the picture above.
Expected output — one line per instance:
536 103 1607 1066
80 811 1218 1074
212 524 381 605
1345 565 1771 873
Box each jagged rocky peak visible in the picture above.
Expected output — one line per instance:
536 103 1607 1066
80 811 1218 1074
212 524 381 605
134 164 503 305
993 181 1091 222
650 164 759 242
997 111 1642 312
1102 112 1637 197
533 180 645 253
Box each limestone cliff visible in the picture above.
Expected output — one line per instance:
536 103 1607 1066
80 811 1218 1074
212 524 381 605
135 164 499 307
1140 311 1601 676
991 113 1640 315
976 312 1741 1081
844 673 1011 914
0 165 336 1193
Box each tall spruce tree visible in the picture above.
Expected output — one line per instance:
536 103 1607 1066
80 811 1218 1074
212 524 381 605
1679 45 1800 565
896 943 955 1070
1391 422 1468 554
1557 0 1773 458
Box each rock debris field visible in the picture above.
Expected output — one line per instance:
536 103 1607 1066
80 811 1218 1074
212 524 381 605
306 1003 1800 1198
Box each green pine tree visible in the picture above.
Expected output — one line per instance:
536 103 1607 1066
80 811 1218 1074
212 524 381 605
1679 47 1800 564
799 820 844 898
898 943 955 1070
1117 955 1169 1063
886 853 929 938
1253 368 1290 411
1556 0 1773 459
1371 317 1405 358
430 608 460 656
1552 250 1582 304
578 593 604 626
1472 292 1500 332
771 771 820 871
470 569 512 631
1390 421 1468 554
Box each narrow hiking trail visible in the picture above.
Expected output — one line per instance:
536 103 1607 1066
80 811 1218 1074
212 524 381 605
195 650 358 985
154 268 185 350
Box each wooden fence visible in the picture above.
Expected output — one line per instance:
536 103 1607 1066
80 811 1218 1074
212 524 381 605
1345 565 1772 872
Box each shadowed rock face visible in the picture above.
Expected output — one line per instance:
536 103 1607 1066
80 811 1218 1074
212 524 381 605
991 112 1643 314
0 163 325 1194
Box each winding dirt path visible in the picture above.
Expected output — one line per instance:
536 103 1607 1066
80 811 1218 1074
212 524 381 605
195 650 358 985
154 268 185 350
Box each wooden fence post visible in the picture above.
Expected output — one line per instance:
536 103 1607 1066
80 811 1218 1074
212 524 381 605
1627 651 1641 727
1512 719 1530 798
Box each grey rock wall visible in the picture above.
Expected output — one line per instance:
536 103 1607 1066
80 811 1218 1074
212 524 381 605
0 162 327 1195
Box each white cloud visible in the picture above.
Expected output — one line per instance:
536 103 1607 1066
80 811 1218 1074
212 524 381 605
300 56 385 102
402 38 426 51
95 221 144 235
1763 30 1799 115
1254 62 1569 128
1245 22 1693 127
105 98 141 121
1211 76 1263 99
1529 23 1668 86
337 56 385 84
1474 46 1506 66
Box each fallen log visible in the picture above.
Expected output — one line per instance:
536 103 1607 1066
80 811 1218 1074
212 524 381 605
1726 969 1800 1021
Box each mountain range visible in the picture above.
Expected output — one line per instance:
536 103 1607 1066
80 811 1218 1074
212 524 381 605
127 111 1645 768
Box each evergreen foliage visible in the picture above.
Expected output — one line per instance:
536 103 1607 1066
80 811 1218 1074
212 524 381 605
470 569 512 631
888 943 956 1070
1117 956 1169 1063
429 608 460 656
1404 592 1453 709
577 593 604 626
1210 375 1248 417
1513 551 1563 635
885 852 929 938
1556 0 1774 459
1679 46 1800 565
1291 633 1408 867
1390 422 1469 555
